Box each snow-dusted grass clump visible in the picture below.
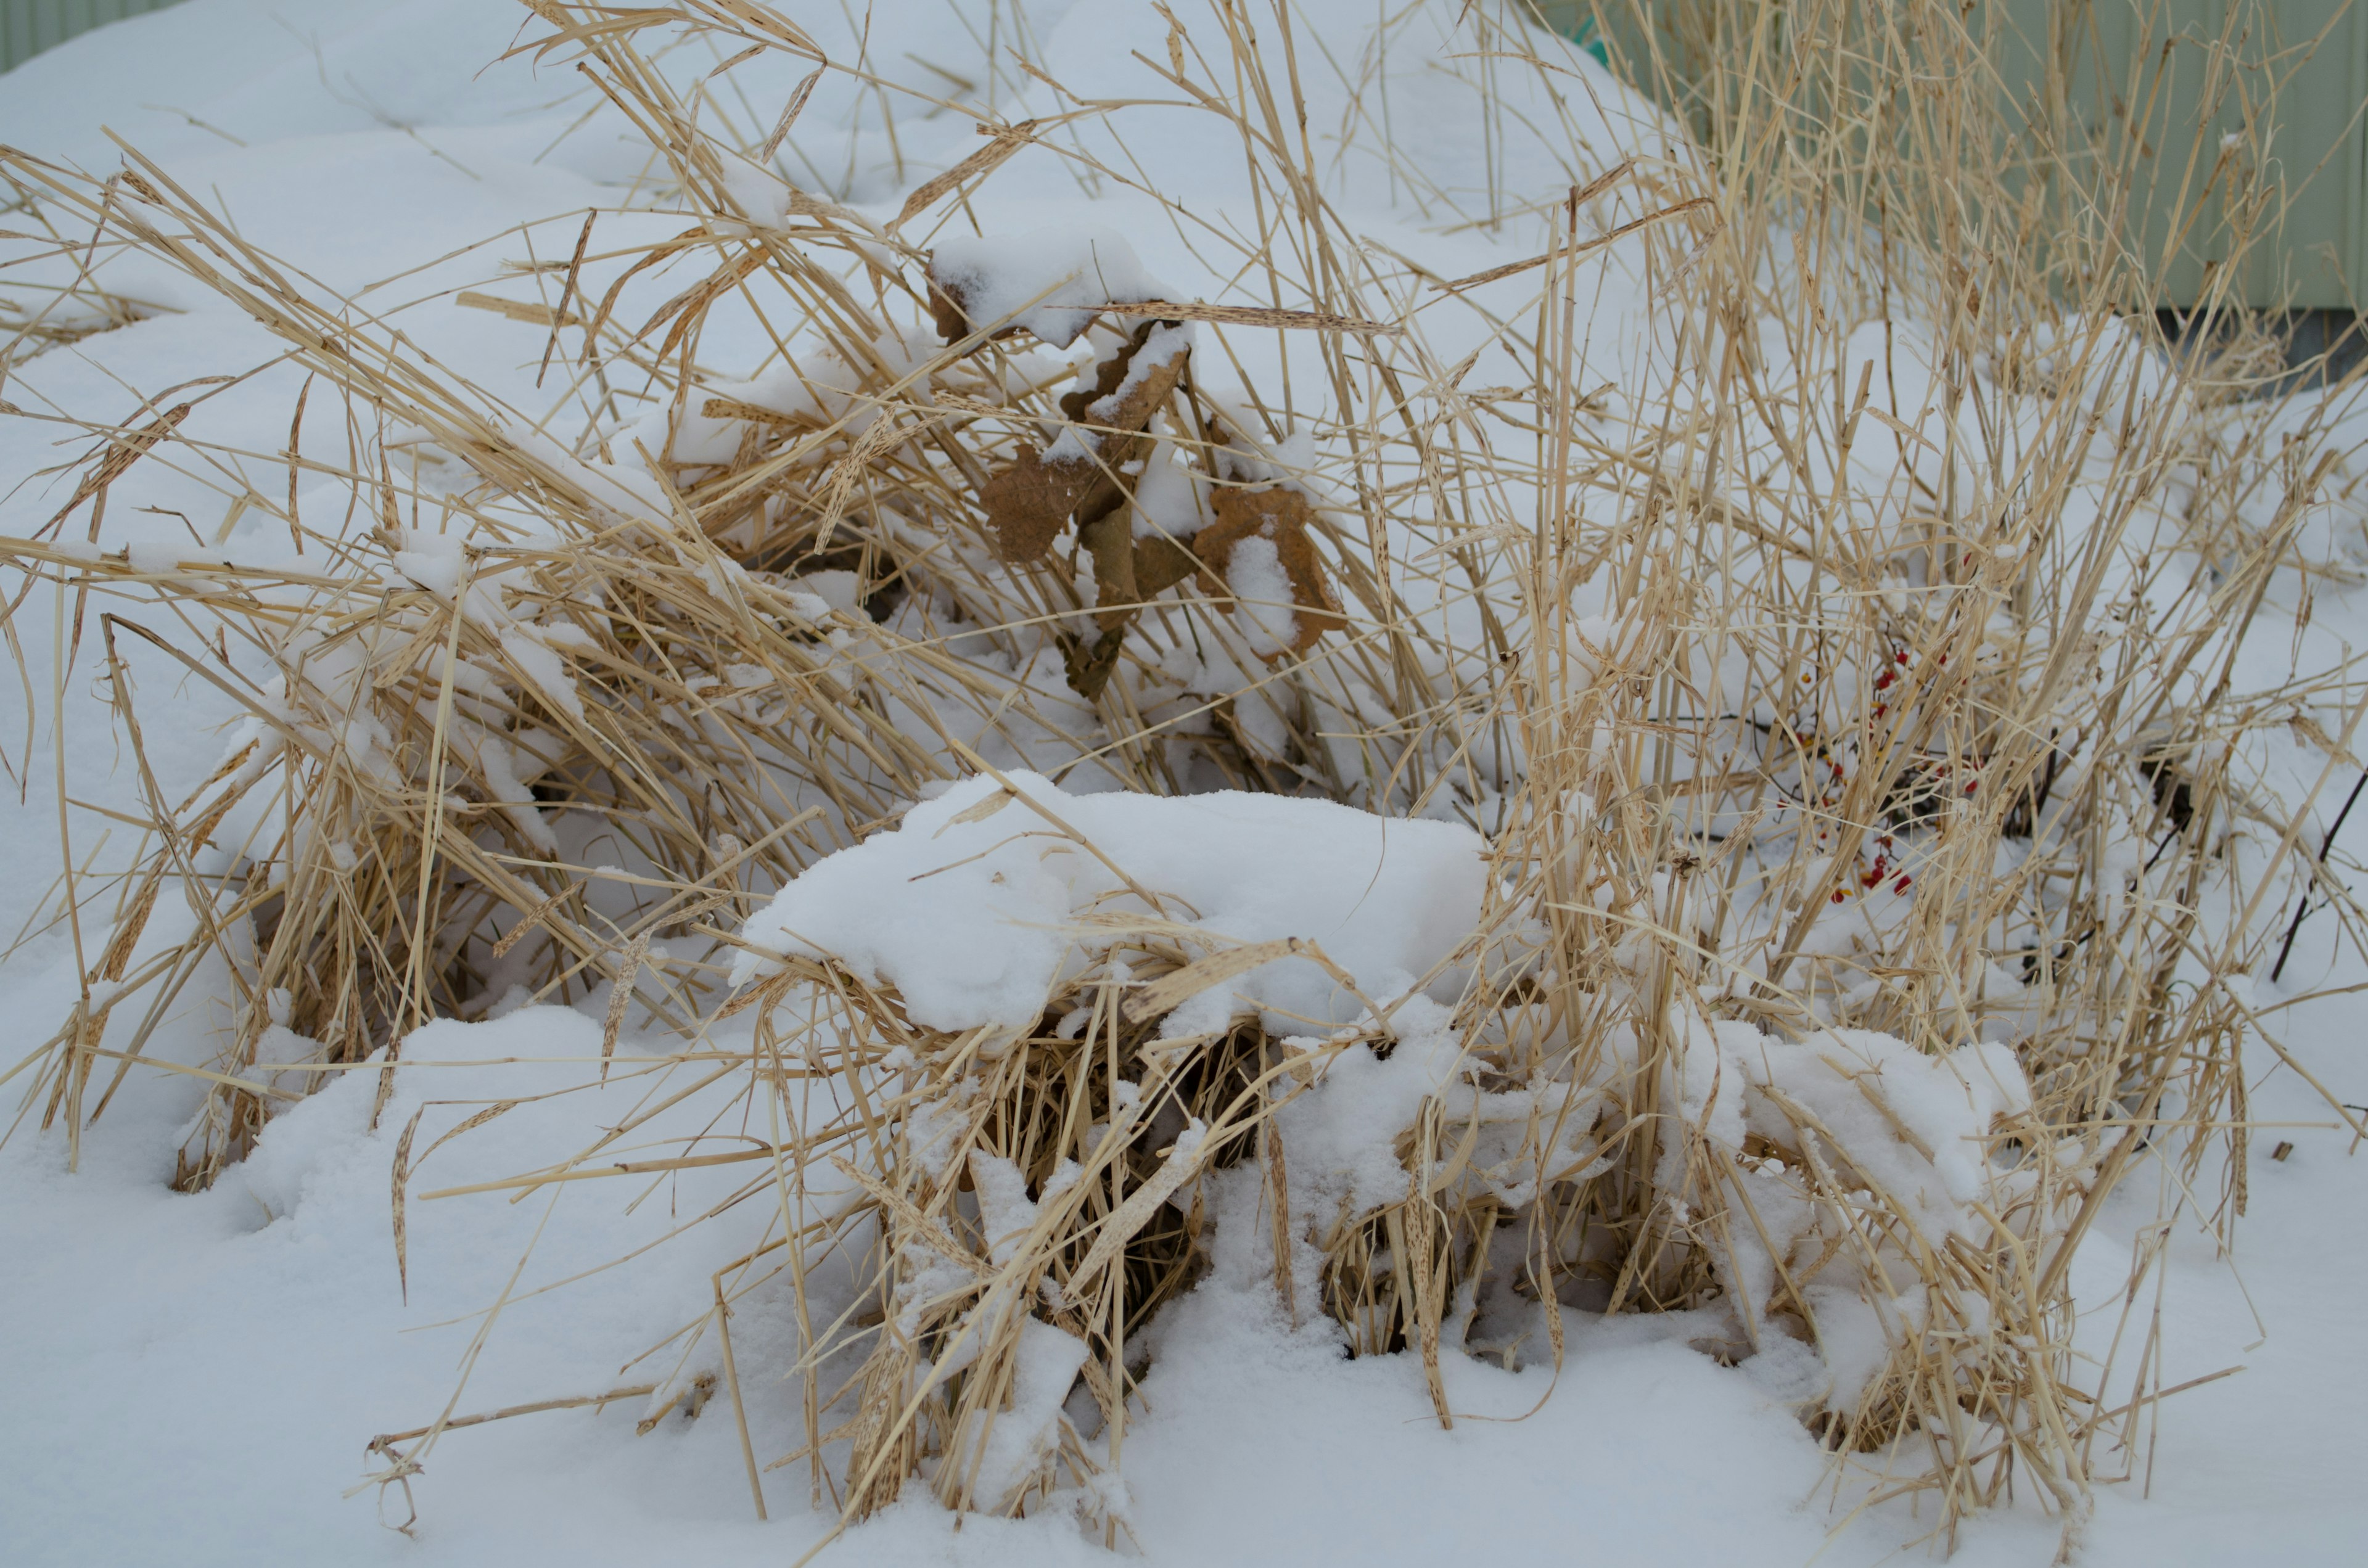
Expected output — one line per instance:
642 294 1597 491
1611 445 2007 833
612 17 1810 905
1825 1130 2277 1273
715 770 2061 1524
7 1 2368 1561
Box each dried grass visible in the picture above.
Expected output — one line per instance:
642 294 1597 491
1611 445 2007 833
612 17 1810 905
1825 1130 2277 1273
7 0 2368 1557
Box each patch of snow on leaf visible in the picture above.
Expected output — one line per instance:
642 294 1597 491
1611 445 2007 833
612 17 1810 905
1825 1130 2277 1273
930 227 1172 348
1224 530 1299 658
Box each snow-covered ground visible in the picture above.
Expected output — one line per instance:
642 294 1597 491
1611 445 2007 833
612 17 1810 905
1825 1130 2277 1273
2 4 2363 1565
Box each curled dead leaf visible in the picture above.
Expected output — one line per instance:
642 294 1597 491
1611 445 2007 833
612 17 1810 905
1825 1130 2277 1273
927 274 1009 345
1063 511 1203 701
1193 487 1344 659
980 448 1103 562
975 317 1193 565
1081 511 1141 638
1132 534 1199 601
1059 318 1190 430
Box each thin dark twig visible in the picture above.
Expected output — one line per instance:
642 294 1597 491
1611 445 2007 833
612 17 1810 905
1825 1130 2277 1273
2271 768 2368 983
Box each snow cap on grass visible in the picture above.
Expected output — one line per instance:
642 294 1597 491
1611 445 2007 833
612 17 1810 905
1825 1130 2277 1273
732 772 1485 1033
929 227 1172 347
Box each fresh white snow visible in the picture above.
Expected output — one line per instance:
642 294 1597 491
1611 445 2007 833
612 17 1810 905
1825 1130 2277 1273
2 5 2364 1567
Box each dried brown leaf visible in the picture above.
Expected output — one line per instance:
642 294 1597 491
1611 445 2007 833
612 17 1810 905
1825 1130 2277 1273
979 448 1101 562
1191 487 1343 657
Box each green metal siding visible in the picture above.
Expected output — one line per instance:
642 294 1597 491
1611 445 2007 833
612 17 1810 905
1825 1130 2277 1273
2002 1 2368 310
2 1 186 75
1539 2 2368 310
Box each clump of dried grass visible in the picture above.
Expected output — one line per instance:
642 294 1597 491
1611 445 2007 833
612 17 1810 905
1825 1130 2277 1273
7 0 2368 1556
727 942 1294 1529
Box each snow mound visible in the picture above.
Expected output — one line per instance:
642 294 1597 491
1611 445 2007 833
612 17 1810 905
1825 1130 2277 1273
733 771 1487 1035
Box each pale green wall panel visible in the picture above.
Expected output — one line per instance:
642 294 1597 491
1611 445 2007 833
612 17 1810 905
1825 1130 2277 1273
1537 2 2368 310
1991 2 2368 310
2 1 188 76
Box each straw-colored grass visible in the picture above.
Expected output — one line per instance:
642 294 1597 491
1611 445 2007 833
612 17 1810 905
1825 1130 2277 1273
8 0 2368 1557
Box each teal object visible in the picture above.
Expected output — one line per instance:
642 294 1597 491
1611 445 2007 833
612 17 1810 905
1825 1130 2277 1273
1563 13 1612 68
2 0 186 75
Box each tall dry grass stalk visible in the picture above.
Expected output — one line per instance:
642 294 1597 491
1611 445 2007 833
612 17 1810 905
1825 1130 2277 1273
7 0 2368 1556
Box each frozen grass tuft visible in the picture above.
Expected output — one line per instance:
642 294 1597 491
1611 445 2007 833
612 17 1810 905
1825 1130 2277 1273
7 0 2368 1557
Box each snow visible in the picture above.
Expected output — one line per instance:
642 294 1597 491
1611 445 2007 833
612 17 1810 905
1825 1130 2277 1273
2 4 2366 1568
960 1316 1093 1512
496 628 586 723
731 770 1485 1035
931 228 1175 348
1129 435 1211 541
1222 532 1301 659
5 1000 2356 1568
